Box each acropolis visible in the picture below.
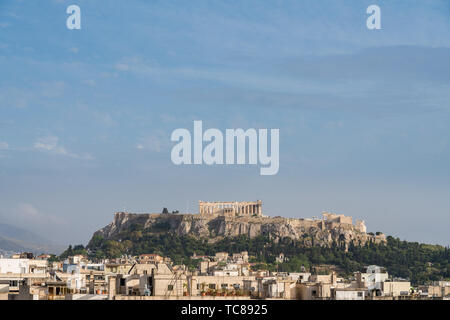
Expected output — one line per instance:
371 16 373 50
199 200 263 217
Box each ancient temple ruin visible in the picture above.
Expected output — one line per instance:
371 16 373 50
199 200 263 217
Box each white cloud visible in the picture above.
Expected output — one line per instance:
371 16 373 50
40 81 66 98
0 81 65 109
92 111 116 127
83 79 96 86
15 203 67 227
34 136 67 154
113 56 351 97
0 86 33 108
136 132 167 152
0 141 9 150
17 203 40 218
33 136 93 160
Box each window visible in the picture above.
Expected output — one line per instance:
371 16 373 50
120 279 126 286
358 292 363 297
197 284 200 290
209 284 216 290
221 284 228 289
168 285 174 291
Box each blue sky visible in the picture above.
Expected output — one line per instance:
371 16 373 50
0 0 450 246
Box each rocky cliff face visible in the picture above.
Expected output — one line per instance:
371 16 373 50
88 212 386 248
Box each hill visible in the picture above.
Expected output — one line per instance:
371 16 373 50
79 212 450 284
88 211 386 248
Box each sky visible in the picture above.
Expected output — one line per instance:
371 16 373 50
0 0 450 246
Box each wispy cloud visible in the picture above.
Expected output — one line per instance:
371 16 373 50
0 81 66 109
33 136 93 160
15 203 68 228
17 203 40 218
0 141 9 150
114 46 450 99
40 81 66 98
92 111 117 127
0 141 9 158
136 131 168 152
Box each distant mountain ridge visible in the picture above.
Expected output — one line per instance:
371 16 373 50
0 236 27 252
0 223 65 255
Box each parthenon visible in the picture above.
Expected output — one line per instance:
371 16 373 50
199 200 262 217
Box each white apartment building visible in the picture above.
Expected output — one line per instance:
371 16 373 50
0 259 29 274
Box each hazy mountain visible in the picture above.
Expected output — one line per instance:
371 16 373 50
0 223 65 255
0 236 27 252
0 223 50 244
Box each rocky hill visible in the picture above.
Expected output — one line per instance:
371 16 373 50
80 212 450 284
88 212 386 249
